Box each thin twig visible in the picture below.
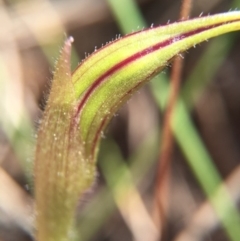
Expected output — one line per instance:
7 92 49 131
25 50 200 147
153 0 192 238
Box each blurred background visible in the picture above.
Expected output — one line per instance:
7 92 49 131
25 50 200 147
1 0 240 240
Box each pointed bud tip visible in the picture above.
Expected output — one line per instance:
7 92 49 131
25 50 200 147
60 36 74 62
66 36 74 45
62 36 74 53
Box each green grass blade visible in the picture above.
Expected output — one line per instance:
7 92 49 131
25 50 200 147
106 0 146 32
